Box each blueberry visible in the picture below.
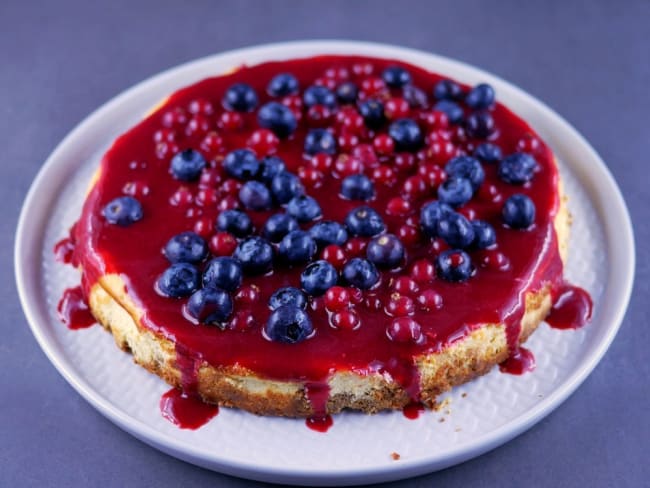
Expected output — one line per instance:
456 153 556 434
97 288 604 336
336 81 358 104
366 234 405 269
308 221 348 247
382 66 412 88
340 174 375 201
465 83 495 109
342 258 380 290
270 171 304 204
102 196 143 226
222 83 258 112
465 111 495 139
303 85 337 109
436 249 473 282
233 236 274 274
445 156 485 192
388 118 424 152
286 195 322 223
186 287 233 324
474 143 503 163
402 84 428 108
265 305 313 343
163 231 208 264
269 287 307 310
263 213 299 242
257 101 298 138
300 260 338 296
437 177 473 207
157 263 200 298
345 206 385 237
267 73 299 97
223 149 260 181
170 149 206 181
436 212 476 248
278 230 317 264
202 256 243 291
358 99 386 130
433 100 464 124
304 128 337 155
498 153 538 185
258 156 286 183
239 180 272 211
216 209 253 237
471 220 497 249
502 194 536 229
420 200 454 237
433 79 463 101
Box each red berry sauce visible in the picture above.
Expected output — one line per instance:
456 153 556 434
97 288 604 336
160 388 219 429
57 286 95 330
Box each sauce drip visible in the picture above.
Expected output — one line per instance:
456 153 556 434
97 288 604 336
402 402 425 419
57 286 95 329
159 388 219 429
499 346 536 375
547 283 593 330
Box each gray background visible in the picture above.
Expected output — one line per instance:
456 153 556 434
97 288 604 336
2 1 648 486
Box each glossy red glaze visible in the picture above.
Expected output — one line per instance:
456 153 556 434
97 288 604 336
57 286 95 330
402 402 425 419
159 388 219 429
547 283 593 330
499 346 536 375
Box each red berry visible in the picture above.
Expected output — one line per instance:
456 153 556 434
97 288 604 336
193 217 213 238
517 133 541 153
361 77 386 97
199 169 222 188
386 294 415 317
351 144 379 167
162 107 188 128
384 98 410 119
153 128 176 143
338 132 359 152
478 250 511 271
458 206 477 220
200 131 224 157
248 129 279 156
452 125 468 144
373 134 395 155
410 259 436 284
393 152 416 173
334 155 363 178
478 183 502 203
397 224 421 245
417 163 446 189
386 197 412 216
430 238 450 255
417 289 443 311
217 195 239 211
220 179 242 196
386 317 423 343
281 94 303 111
321 244 347 269
229 310 255 331
209 232 237 256
337 109 364 134
185 114 211 137
188 98 214 116
391 276 419 296
314 76 337 90
426 129 452 144
419 110 449 131
331 310 361 330
298 166 324 189
428 140 457 166
349 287 364 304
345 237 368 257
401 175 428 201
325 66 350 82
324 286 351 312
169 187 193 207
196 188 218 206
371 165 396 185
235 284 260 305
122 180 150 198
218 111 243 131
306 104 334 127
310 153 333 172
352 62 374 77
155 141 180 160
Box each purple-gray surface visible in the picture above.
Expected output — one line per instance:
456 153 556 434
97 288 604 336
2 1 648 487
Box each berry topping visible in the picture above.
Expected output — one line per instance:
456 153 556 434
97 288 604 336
223 149 260 181
433 79 463 101
303 85 337 109
258 156 286 183
286 195 322 222
239 181 272 211
267 73 299 97
336 81 359 104
433 100 464 124
358 99 386 130
223 83 258 112
382 66 412 88
502 194 536 229
465 111 495 139
498 153 538 184
209 232 238 256
269 286 308 310
366 234 405 269
340 174 375 201
301 260 338 296
437 177 474 207
321 244 347 268
342 258 380 290
170 149 206 181
309 221 348 247
388 119 424 152
416 289 443 311
465 83 495 109
420 201 453 237
474 142 503 163
263 213 299 242
324 286 351 312
402 84 428 108
436 212 476 248
330 310 361 330
102 196 143 226
386 317 423 343
216 209 253 237
157 263 200 297
271 171 304 204
202 257 243 292
436 249 473 282
265 305 314 343
279 230 317 264
186 287 233 324
257 101 298 138
345 206 386 237
471 220 497 249
163 232 208 264
233 237 274 275
304 128 337 155
386 294 415 317
445 156 485 192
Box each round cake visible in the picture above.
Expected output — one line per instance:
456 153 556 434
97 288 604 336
67 54 571 419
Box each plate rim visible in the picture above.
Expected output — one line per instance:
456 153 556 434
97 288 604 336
14 39 636 485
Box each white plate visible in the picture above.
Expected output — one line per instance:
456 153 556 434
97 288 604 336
15 41 635 485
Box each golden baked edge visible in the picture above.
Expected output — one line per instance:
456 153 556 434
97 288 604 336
85 189 569 418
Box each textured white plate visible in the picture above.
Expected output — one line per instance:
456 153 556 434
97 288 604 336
15 41 635 486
